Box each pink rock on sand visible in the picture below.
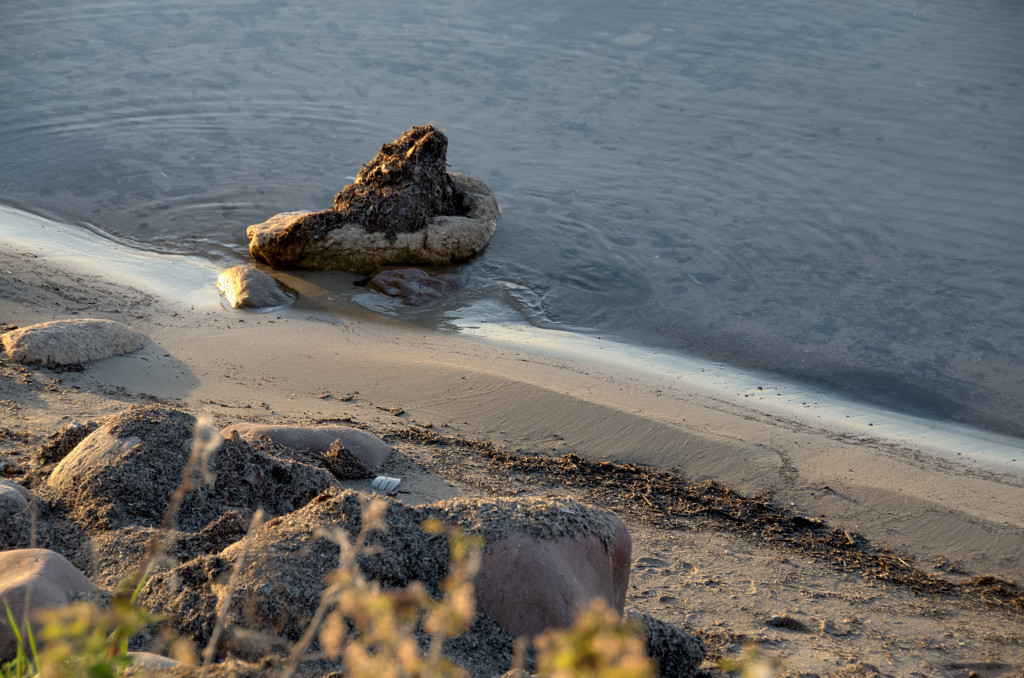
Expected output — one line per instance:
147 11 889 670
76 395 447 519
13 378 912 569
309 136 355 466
0 549 97 659
220 423 393 472
475 515 632 638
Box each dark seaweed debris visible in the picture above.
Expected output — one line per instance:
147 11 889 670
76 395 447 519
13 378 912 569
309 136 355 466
383 426 1024 615
333 124 458 236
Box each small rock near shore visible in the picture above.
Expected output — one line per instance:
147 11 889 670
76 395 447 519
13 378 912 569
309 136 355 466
215 265 297 310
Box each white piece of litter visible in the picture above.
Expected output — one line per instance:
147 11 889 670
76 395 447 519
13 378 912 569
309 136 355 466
371 476 401 493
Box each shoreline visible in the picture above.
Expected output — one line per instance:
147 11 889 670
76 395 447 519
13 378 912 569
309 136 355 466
3 208 1024 674
4 202 1022 469
2 206 1022 577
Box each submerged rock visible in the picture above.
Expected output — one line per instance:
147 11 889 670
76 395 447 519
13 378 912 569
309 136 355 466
247 125 499 273
215 265 297 310
366 266 457 306
1 318 146 367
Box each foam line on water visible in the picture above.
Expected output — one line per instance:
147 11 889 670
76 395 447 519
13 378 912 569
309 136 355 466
448 300 1024 475
0 203 223 310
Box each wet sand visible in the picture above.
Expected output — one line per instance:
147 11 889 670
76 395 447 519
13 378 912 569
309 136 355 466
1 226 1023 675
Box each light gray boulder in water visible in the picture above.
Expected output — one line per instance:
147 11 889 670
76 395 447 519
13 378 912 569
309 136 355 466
215 265 296 310
246 125 500 274
1 318 146 367
247 173 499 274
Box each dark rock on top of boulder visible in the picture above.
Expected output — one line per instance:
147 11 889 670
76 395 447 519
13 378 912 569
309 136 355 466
257 125 456 254
332 124 458 236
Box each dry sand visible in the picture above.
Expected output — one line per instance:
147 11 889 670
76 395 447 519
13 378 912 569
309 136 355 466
1 226 1023 677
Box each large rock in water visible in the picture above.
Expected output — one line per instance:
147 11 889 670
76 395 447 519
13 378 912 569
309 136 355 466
247 125 500 273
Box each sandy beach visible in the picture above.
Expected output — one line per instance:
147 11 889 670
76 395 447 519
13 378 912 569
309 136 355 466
2 222 1023 676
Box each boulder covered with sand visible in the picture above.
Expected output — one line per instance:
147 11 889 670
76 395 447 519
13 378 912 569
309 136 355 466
141 490 641 662
0 549 97 660
1 318 146 367
247 125 499 273
215 266 297 310
44 406 336 532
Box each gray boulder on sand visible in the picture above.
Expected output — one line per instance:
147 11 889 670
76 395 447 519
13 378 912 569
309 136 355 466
0 479 34 550
0 549 97 660
215 266 297 310
1 318 146 367
220 423 394 477
247 125 500 273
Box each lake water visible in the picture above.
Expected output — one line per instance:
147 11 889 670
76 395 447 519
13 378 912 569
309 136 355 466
2 0 1023 438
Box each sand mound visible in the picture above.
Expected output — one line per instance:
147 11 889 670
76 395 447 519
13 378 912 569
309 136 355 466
44 406 335 532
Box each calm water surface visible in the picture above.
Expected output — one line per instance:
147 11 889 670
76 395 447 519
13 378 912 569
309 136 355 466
2 1 1023 436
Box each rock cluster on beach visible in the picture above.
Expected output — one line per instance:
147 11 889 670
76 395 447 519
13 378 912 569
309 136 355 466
0 404 705 677
246 125 500 274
